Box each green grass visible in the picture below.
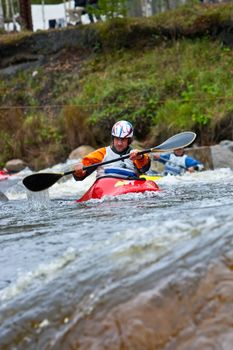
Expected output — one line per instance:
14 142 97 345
69 38 233 138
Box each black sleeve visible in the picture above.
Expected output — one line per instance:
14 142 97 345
73 168 95 181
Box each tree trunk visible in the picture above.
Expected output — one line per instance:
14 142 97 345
0 0 4 29
19 0 33 30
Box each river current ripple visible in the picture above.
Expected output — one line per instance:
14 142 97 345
0 168 233 350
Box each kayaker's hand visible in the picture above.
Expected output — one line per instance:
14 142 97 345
153 153 160 160
74 163 86 178
187 166 195 173
130 149 144 161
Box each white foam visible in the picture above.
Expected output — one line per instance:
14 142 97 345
110 215 221 266
49 171 96 199
4 165 233 202
0 247 76 302
158 168 233 185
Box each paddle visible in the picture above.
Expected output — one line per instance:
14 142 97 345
23 131 196 192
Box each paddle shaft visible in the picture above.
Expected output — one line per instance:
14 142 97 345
63 149 152 176
78 131 196 173
23 131 196 192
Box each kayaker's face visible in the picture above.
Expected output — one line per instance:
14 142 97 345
174 148 185 156
113 137 129 153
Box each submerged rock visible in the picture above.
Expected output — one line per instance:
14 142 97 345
0 191 8 202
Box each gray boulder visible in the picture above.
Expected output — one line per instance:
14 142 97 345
0 191 8 202
219 140 233 153
211 145 233 170
186 146 213 170
5 159 27 173
69 145 95 160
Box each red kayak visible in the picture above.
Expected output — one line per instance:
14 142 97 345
77 176 160 202
0 170 10 181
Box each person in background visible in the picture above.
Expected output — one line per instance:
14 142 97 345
153 148 204 176
73 120 151 180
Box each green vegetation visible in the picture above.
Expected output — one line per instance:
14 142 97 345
0 3 233 169
72 39 233 141
98 0 128 18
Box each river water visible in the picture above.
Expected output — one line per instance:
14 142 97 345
1 165 233 350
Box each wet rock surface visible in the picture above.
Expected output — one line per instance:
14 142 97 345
61 254 233 350
211 145 233 170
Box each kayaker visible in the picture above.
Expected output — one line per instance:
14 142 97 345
73 120 151 180
153 148 204 176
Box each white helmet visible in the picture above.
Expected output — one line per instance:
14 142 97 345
111 120 133 139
